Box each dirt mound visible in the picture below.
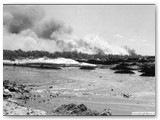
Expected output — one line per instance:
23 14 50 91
52 103 112 116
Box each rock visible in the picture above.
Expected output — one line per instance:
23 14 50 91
77 104 87 111
111 63 135 74
139 64 155 77
3 100 47 115
49 86 53 89
3 80 30 94
110 63 133 71
52 103 111 116
122 93 131 98
3 89 12 99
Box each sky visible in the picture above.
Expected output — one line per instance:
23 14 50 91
3 5 155 55
42 5 155 55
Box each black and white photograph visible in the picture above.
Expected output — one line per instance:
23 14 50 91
3 4 155 116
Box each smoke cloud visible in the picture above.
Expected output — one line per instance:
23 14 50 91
35 19 73 40
55 34 129 55
3 5 45 34
124 46 136 56
3 5 135 55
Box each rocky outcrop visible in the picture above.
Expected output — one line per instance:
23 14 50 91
111 63 135 74
3 80 46 115
51 103 112 116
139 64 155 77
3 99 47 115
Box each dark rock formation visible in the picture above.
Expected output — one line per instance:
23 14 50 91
139 64 155 77
3 80 30 100
110 63 133 70
3 80 30 94
111 63 135 74
52 103 112 116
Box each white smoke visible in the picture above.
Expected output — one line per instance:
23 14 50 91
3 5 133 55
55 34 129 55
3 28 59 52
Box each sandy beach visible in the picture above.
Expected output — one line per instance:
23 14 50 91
3 66 155 115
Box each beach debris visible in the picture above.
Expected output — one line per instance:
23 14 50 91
101 109 112 116
122 93 131 98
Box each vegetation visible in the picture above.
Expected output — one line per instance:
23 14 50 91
3 49 155 66
3 49 145 60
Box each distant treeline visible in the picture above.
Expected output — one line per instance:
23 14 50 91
3 49 153 61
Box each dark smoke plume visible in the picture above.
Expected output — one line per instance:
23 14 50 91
35 19 73 40
3 5 45 34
